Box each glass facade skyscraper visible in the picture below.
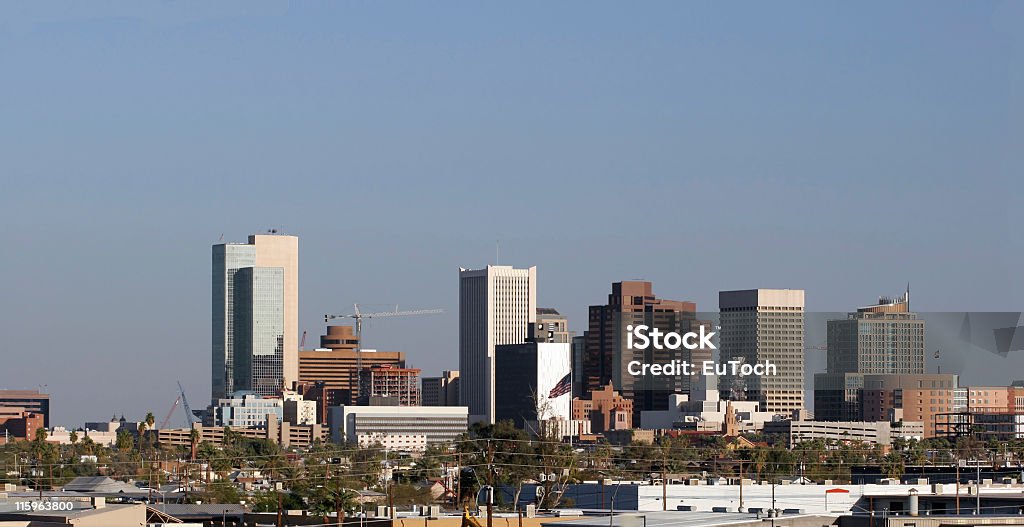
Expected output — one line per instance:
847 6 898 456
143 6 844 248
212 243 256 400
213 234 298 401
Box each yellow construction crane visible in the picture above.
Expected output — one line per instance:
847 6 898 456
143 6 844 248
324 304 443 371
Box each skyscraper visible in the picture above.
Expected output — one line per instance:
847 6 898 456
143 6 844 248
212 233 299 400
827 288 923 375
814 288 926 421
459 265 537 423
583 281 705 425
719 289 805 415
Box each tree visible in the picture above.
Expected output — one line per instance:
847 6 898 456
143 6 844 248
881 451 905 480
69 430 79 446
116 429 134 452
189 428 200 461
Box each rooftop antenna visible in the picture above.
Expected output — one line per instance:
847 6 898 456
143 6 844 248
496 240 500 265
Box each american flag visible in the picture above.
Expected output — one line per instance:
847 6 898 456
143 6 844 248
548 373 571 398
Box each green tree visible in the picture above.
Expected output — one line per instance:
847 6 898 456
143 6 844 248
881 451 905 480
116 429 134 452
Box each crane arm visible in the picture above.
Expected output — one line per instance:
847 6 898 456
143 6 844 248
159 396 181 430
325 308 443 322
177 381 197 426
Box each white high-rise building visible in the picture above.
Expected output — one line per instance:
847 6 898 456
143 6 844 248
212 233 299 400
719 288 805 415
458 265 537 423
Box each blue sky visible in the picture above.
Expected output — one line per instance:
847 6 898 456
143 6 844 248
2 2 1022 425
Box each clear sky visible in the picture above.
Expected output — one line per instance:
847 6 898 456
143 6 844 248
2 2 1023 426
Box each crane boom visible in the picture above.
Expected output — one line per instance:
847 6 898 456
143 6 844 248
177 381 197 426
325 307 444 322
159 395 181 430
323 304 443 391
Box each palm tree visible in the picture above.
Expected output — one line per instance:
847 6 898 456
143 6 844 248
189 428 200 461
881 452 905 480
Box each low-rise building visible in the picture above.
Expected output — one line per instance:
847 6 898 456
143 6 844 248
328 405 468 448
765 417 924 447
572 383 633 433
212 392 284 428
640 378 777 432
0 409 43 443
0 389 50 427
157 414 326 448
357 432 428 451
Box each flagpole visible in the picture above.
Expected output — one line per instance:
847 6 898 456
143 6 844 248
569 364 574 448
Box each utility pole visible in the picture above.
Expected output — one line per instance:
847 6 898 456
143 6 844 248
739 461 744 512
277 491 283 527
661 473 666 511
456 452 462 509
976 461 981 515
661 452 667 511
486 441 495 527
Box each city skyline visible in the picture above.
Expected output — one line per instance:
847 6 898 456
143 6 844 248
6 228 1024 426
3 2 1024 425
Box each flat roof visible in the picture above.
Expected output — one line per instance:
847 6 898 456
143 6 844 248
544 511 832 527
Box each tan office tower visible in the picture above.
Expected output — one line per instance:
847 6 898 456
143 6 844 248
583 281 704 425
459 265 537 424
212 233 298 399
250 234 299 393
719 289 805 415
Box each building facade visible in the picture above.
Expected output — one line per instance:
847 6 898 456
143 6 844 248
860 373 959 437
328 406 469 446
827 289 924 375
764 419 926 447
584 281 705 424
212 233 299 399
572 383 633 433
158 415 326 449
298 327 406 406
0 410 44 443
212 393 284 429
458 265 537 423
815 290 925 421
534 308 575 343
421 370 460 407
358 365 421 406
494 342 572 428
0 390 50 427
719 289 805 415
